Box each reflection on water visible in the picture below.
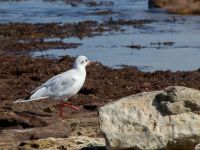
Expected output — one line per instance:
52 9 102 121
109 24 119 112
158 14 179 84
33 25 200 72
0 0 200 71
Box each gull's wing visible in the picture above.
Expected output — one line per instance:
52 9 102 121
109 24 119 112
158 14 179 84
14 73 64 103
13 69 78 103
30 73 63 94
30 69 78 98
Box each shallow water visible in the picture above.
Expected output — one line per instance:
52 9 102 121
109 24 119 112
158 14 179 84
1 0 200 71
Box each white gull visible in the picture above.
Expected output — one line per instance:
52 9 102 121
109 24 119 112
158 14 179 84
14 55 93 116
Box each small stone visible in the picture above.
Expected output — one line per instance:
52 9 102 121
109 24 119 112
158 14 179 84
43 106 55 113
57 145 67 150
77 131 82 135
76 140 84 145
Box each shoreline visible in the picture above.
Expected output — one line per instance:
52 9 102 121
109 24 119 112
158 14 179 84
0 2 200 148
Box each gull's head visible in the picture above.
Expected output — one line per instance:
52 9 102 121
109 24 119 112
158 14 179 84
74 55 91 68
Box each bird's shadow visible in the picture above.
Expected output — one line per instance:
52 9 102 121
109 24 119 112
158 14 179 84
79 87 96 95
15 111 52 117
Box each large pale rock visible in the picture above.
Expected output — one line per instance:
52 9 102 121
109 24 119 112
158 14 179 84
148 0 200 15
99 86 200 150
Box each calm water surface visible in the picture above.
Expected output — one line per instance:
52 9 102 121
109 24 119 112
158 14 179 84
0 0 200 71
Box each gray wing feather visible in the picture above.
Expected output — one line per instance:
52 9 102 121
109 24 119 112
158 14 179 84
32 70 77 97
31 74 62 93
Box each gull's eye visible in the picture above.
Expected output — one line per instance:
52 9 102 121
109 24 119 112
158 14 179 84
86 59 88 62
81 61 84 64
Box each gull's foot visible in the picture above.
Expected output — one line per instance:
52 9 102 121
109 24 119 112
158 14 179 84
63 102 80 110
57 102 80 117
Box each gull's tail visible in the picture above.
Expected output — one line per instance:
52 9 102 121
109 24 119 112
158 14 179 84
13 96 49 103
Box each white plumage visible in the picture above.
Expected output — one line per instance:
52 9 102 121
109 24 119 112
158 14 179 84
14 55 91 103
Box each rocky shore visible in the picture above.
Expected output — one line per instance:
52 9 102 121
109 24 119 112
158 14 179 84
0 55 200 149
0 0 200 149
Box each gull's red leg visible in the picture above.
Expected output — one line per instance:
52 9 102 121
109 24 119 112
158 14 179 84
63 102 80 110
57 101 80 117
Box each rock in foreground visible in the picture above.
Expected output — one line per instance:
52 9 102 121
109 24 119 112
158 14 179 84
149 0 200 15
18 136 105 150
99 86 200 150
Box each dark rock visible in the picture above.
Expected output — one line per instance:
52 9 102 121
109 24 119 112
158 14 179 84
149 0 200 15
